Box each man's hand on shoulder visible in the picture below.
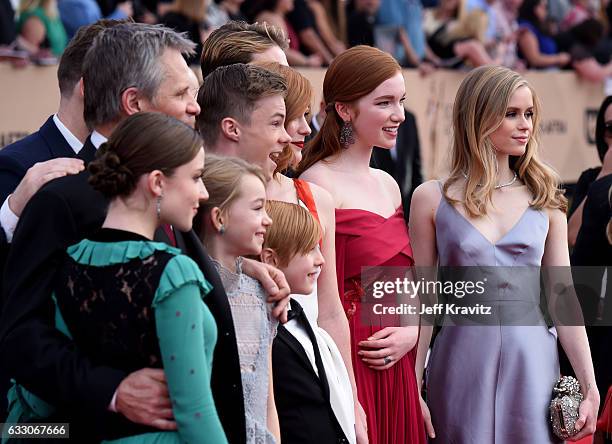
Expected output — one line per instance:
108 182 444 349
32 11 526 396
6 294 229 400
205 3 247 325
8 158 84 216
115 368 177 430
241 258 290 323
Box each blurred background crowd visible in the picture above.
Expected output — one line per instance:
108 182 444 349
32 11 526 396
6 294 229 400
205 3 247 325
0 0 611 79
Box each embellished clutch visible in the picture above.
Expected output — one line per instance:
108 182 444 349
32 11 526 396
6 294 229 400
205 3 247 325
550 376 583 440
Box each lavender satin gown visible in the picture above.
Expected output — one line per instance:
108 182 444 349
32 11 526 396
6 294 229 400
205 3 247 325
426 189 561 443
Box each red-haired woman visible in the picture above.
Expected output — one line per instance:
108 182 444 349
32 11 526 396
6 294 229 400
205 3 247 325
297 45 426 444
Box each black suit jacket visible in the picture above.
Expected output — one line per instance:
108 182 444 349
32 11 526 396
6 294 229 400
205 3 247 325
0 116 76 205
272 299 347 444
0 115 75 420
0 138 246 443
0 115 75 308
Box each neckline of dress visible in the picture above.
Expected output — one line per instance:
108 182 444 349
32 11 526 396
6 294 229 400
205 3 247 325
335 206 401 219
440 197 534 246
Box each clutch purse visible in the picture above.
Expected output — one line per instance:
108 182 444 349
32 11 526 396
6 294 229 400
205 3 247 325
549 376 583 440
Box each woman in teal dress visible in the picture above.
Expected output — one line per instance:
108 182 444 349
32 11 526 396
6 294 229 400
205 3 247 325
17 0 67 56
4 112 227 443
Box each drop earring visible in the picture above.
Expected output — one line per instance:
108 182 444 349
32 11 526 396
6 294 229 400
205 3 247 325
219 224 225 235
156 194 162 220
339 121 355 148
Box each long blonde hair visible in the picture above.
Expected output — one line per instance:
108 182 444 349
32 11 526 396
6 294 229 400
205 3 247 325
445 65 567 217
19 0 57 17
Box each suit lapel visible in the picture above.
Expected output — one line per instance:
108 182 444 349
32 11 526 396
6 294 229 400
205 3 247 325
78 137 97 164
276 325 321 379
38 116 77 159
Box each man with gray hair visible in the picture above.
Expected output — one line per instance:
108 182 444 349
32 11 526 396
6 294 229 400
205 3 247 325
0 22 286 443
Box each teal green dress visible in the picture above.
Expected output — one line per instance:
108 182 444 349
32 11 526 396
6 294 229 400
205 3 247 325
3 229 228 444
17 7 67 56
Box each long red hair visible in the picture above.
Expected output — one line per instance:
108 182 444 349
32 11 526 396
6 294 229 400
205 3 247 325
296 45 401 174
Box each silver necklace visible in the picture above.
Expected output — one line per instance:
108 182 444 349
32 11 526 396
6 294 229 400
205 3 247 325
462 171 518 189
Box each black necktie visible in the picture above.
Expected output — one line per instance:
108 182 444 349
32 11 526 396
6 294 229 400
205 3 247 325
287 299 349 443
287 299 329 392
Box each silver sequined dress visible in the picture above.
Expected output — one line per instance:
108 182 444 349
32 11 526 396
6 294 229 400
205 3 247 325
214 258 278 444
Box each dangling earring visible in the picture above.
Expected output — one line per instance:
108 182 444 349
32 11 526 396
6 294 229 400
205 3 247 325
339 121 355 148
156 194 163 220
219 224 225 235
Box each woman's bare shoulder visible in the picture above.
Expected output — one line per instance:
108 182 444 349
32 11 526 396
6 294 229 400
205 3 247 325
299 162 333 187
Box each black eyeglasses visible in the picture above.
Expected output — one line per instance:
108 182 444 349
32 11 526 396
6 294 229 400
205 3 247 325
605 121 612 138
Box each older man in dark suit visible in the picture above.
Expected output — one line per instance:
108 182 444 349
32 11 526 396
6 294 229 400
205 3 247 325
0 20 110 242
0 20 118 421
0 22 288 443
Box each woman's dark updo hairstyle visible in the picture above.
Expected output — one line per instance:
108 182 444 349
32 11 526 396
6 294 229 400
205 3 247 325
595 96 612 162
89 112 203 198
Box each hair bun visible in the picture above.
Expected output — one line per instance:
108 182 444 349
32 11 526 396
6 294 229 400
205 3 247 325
88 142 136 197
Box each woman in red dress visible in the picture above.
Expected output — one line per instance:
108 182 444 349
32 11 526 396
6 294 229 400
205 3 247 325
297 45 426 444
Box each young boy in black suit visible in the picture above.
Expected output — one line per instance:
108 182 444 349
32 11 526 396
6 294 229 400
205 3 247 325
261 201 355 444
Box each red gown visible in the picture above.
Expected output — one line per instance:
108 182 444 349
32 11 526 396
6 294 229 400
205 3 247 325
335 207 426 444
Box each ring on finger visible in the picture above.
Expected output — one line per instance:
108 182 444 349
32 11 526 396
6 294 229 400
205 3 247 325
383 356 392 365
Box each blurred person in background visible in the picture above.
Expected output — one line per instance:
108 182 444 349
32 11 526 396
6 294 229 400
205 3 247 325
422 0 495 66
17 0 67 57
246 0 323 66
492 0 525 68
57 0 131 38
517 0 572 67
557 18 612 81
569 96 612 426
284 0 343 64
159 0 207 64
560 0 595 30
206 0 247 29
307 0 346 55
346 0 379 47
568 96 612 247
0 0 16 46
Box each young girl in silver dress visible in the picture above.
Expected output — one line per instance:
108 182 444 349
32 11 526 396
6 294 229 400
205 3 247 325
197 155 280 444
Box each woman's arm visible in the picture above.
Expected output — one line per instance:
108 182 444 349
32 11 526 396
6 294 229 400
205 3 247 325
517 30 570 68
573 58 612 83
398 28 423 68
311 185 353 389
266 349 281 443
408 181 441 440
408 182 439 382
297 28 335 64
309 184 366 435
154 260 228 444
542 208 599 441
306 0 345 56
